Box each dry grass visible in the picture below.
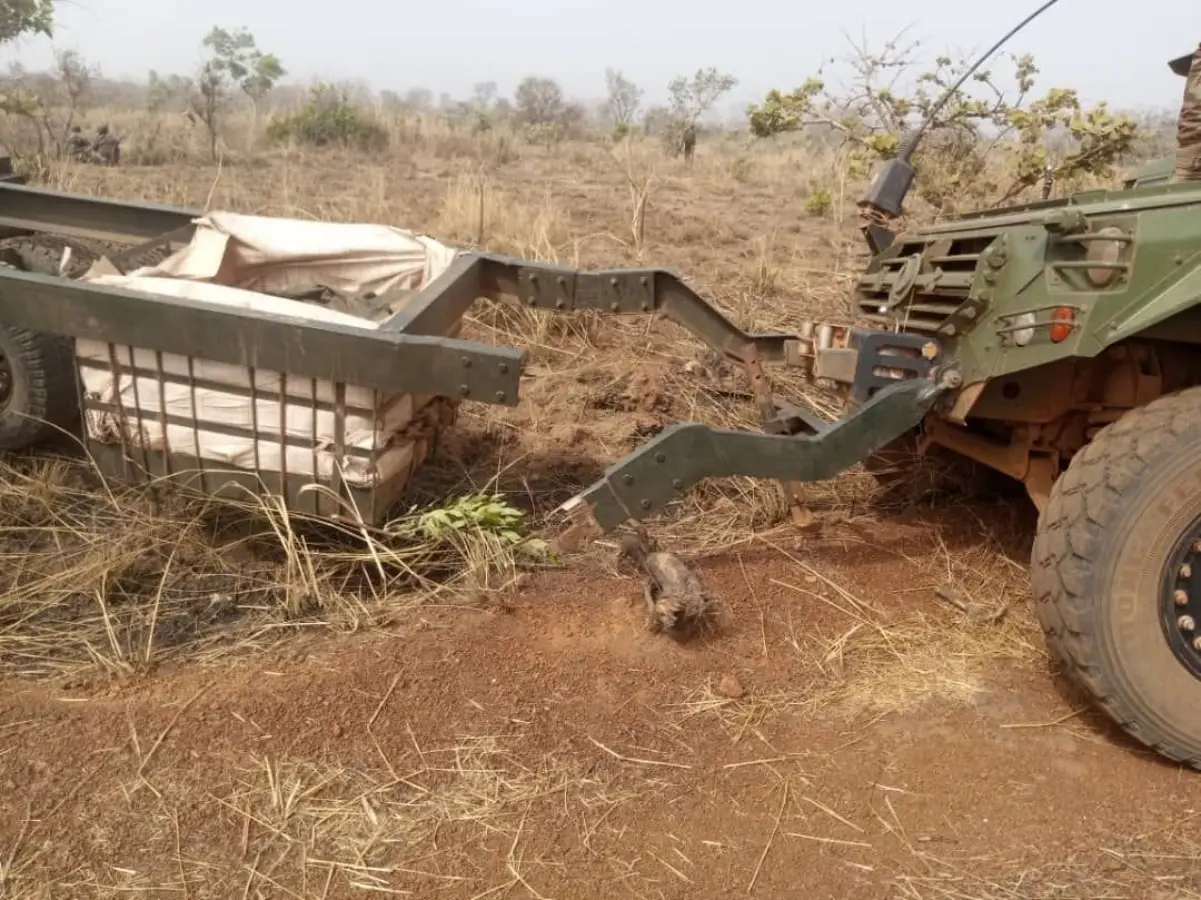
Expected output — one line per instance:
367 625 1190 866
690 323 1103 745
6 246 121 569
0 450 543 680
0 732 664 899
0 105 1191 900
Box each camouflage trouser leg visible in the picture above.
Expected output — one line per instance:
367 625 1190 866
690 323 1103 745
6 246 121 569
1175 46 1201 182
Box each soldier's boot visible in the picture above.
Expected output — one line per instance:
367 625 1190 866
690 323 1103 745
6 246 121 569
1174 44 1201 182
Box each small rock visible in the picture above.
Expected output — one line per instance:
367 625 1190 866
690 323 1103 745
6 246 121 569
716 674 745 700
333 724 343 738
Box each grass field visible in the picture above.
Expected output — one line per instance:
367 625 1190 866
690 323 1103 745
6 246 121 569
0 109 1198 900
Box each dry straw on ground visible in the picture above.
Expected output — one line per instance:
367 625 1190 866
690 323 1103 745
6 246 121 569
0 100 1194 900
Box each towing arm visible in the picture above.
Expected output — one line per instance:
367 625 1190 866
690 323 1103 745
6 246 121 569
377 252 955 548
383 252 800 425
549 378 947 550
381 252 948 427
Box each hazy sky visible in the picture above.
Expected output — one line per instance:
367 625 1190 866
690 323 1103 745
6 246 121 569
4 0 1191 114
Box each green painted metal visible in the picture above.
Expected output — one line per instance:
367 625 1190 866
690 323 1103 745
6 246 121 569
1123 155 1174 189
558 378 946 535
850 177 1201 388
0 181 198 243
0 266 525 402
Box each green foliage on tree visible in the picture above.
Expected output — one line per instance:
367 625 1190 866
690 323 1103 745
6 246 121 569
146 70 191 115
658 67 737 155
266 82 387 151
668 67 738 125
190 26 285 160
0 0 57 153
746 36 1140 211
0 47 97 164
0 0 53 45
203 26 285 114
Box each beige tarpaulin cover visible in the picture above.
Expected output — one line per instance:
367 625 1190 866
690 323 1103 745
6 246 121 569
124 210 462 298
76 212 466 487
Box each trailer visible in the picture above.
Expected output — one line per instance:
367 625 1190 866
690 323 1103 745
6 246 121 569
0 172 908 531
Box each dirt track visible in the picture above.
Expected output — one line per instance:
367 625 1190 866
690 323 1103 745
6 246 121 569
2 503 1198 899
0 151 1198 898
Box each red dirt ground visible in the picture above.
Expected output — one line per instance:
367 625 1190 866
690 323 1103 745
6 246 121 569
2 503 1198 900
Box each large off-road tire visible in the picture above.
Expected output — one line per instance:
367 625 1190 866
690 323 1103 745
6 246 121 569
1031 387 1201 768
0 234 99 278
0 236 98 451
0 326 82 450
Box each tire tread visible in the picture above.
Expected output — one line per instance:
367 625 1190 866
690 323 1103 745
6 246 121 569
1032 388 1201 768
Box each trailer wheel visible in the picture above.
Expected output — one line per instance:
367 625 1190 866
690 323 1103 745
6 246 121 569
0 237 99 451
0 327 82 450
1031 387 1201 768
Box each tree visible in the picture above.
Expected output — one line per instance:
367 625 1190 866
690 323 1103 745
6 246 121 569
145 69 193 159
604 68 643 134
456 80 508 132
659 67 737 156
202 26 285 122
404 87 433 111
0 0 56 154
471 81 498 110
0 0 53 45
48 48 92 146
0 48 96 158
514 76 565 126
190 57 227 160
147 70 191 115
189 26 284 159
668 67 738 125
745 35 1139 212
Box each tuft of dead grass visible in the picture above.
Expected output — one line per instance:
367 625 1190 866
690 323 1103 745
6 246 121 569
0 452 541 680
2 730 664 900
784 523 1042 716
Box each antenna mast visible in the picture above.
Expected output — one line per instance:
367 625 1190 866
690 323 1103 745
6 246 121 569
856 0 1065 253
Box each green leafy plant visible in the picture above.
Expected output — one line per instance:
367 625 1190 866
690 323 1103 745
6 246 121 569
0 0 54 45
805 187 832 216
524 121 564 148
266 83 388 151
387 492 549 559
747 35 1140 212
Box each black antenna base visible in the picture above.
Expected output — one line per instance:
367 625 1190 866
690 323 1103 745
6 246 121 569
857 156 916 222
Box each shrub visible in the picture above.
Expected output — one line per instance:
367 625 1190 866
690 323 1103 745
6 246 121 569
266 83 388 151
805 187 832 216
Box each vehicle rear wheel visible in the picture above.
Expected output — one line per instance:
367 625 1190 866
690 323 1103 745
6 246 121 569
1031 387 1201 768
0 236 98 451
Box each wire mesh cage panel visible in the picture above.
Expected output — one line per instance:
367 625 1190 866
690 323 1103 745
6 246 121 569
75 338 458 523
